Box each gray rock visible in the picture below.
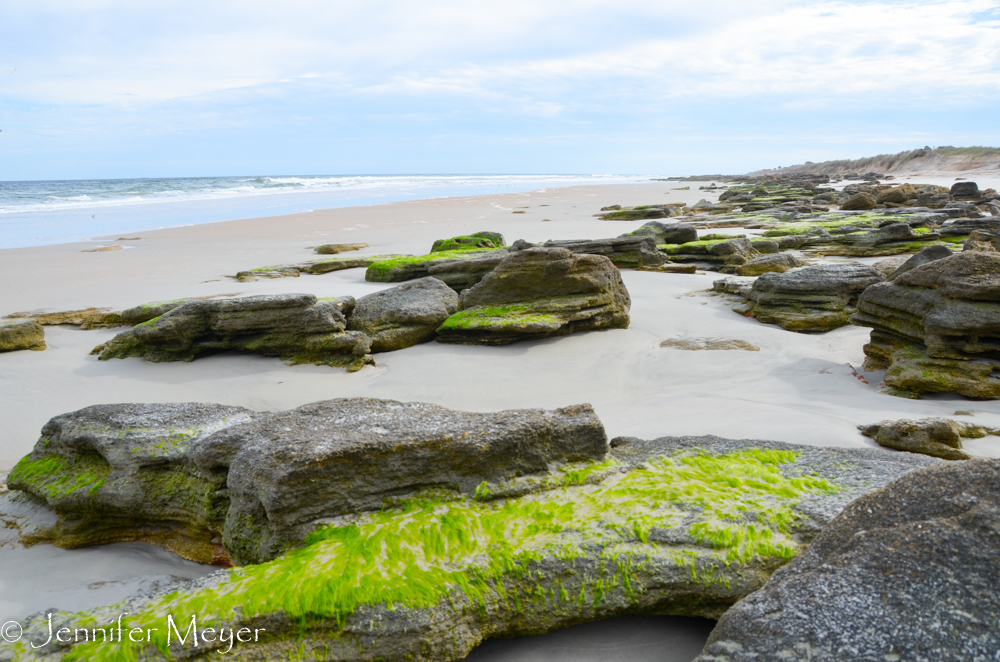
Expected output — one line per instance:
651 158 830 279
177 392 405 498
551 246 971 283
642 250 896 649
6 403 259 564
885 244 953 280
619 221 698 245
366 250 509 289
951 181 980 198
851 251 1000 398
695 459 1000 662
346 277 458 352
735 252 803 277
94 294 373 371
841 192 877 210
964 229 1000 252
858 417 973 460
0 320 46 352
430 232 506 253
222 398 608 564
436 247 631 345
940 217 1000 237
542 236 667 268
314 242 369 255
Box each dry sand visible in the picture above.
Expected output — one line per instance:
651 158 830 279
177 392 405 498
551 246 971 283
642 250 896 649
1 177 999 657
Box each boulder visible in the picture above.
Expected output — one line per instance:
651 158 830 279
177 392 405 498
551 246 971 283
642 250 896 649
851 251 1000 398
620 221 698 245
3 307 124 329
541 236 667 268
858 417 975 460
951 181 980 198
695 459 1000 662
314 242 369 255
0 320 46 352
93 294 373 372
875 183 916 204
6 403 259 563
346 277 458 352
885 243 953 280
735 252 803 277
222 398 608 564
366 249 507 288
743 264 884 332
436 247 630 345
430 232 505 253
964 229 1000 252
235 254 410 281
12 436 937 662
840 192 877 210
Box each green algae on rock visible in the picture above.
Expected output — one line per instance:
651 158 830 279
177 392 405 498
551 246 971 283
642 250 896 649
365 248 506 288
430 232 506 253
4 436 936 662
0 319 46 352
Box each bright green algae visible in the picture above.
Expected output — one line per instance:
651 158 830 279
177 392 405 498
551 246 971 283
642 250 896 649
367 248 500 279
438 304 559 331
58 449 837 662
7 453 110 501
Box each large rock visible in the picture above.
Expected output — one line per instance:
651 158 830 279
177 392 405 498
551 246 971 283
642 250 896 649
951 180 980 198
346 277 458 352
436 247 631 345
430 232 505 253
743 264 884 332
875 183 916 203
695 459 1000 662
885 243 953 280
735 252 802 277
7 436 936 662
840 192 877 210
222 398 608 564
93 294 374 371
366 249 508 290
620 221 698 245
0 320 46 352
851 251 1000 398
542 236 667 268
6 403 259 563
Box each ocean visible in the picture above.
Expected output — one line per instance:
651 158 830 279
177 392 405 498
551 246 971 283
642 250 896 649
0 174 649 249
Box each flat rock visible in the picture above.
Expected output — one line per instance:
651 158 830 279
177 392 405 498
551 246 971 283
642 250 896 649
314 242 369 254
346 277 458 352
858 417 976 460
542 236 667 268
93 294 373 371
366 249 508 289
735 252 802 277
436 247 631 345
0 320 46 352
619 221 698 245
430 232 505 253
695 459 1000 662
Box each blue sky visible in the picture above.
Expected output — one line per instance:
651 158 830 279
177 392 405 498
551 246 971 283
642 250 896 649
1 0 998 180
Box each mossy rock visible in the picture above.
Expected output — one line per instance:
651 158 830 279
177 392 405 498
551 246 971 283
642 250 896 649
430 232 505 253
0 320 46 352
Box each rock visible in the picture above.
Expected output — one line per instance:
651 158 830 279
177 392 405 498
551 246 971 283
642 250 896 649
12 436 937 662
885 243 953 280
3 307 124 329
542 236 667 268
6 403 259 563
951 181 980 198
346 277 458 352
713 276 757 297
663 238 765 273
620 221 698 245
314 242 369 254
871 254 910 276
840 192 877 210
117 299 203 324
964 229 1000 252
742 263 884 332
875 183 916 204
850 251 1000 398
695 459 1000 662
430 232 505 253
93 294 373 371
366 249 507 288
0 320 46 352
222 399 608 564
640 263 699 274
735 252 802 277
661 338 759 351
436 247 630 345
599 205 681 220
939 217 1000 237
858 417 974 460
235 255 409 281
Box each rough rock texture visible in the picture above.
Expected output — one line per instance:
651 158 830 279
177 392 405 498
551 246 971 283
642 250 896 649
858 417 981 460
5 436 937 662
436 247 631 345
851 251 1000 398
664 238 772 273
430 232 505 253
6 403 259 563
735 252 803 277
0 320 46 352
346 277 458 352
885 243 953 280
235 255 408 281
3 307 124 329
599 205 682 220
94 294 373 371
314 242 369 254
742 264 884 332
871 254 910 276
366 249 508 290
939 217 1000 237
542 236 667 268
695 459 1000 662
222 398 608 564
620 221 698 245
964 229 1000 252
841 191 877 210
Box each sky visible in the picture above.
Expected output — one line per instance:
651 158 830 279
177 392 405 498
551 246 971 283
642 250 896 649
0 0 998 180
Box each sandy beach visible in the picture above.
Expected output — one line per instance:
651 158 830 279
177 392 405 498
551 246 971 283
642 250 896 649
2 177 999 655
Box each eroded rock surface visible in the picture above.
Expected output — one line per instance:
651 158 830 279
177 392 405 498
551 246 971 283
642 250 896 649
856 417 996 460
542 236 667 268
0 320 46 352
619 221 698 245
346 277 458 352
695 459 1000 662
436 247 631 345
94 294 373 371
430 232 505 253
851 251 1000 398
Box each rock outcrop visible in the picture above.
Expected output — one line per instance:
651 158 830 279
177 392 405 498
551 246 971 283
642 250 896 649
735 252 803 277
663 238 776 273
3 307 124 329
695 459 1000 662
235 255 408 282
542 236 667 268
314 242 369 254
851 251 1000 398
620 221 698 245
599 204 683 220
0 320 46 352
742 264 884 332
436 247 630 345
366 249 507 290
5 434 936 662
856 417 995 460
840 191 877 210
93 294 373 371
430 232 505 253
346 277 458 352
